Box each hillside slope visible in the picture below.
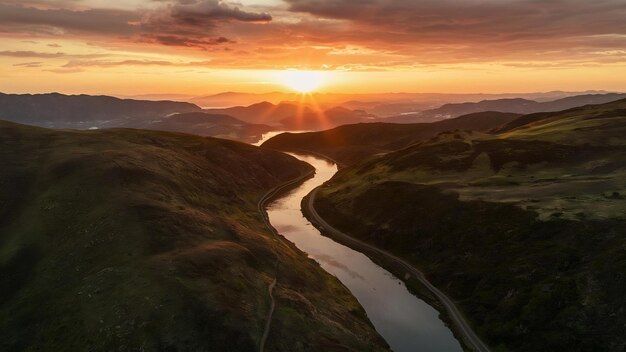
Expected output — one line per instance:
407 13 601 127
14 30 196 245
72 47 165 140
310 103 626 351
263 111 521 166
0 92 200 128
390 93 626 122
123 112 272 143
207 102 374 130
0 93 276 143
0 121 387 351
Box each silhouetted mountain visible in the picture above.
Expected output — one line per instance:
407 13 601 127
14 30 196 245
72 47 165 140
207 102 374 130
0 93 275 142
279 106 375 130
129 112 273 143
205 101 303 126
388 93 626 123
0 92 201 128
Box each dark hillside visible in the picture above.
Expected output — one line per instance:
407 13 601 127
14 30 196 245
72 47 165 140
0 121 387 351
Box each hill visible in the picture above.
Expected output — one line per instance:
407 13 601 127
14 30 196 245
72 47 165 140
0 121 387 351
124 112 272 143
0 93 276 143
263 111 521 166
388 93 626 123
207 102 374 130
0 92 201 128
308 101 626 351
205 101 301 126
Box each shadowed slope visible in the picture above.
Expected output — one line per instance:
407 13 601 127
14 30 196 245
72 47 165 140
0 121 388 352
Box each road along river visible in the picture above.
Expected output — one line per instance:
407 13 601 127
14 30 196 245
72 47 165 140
264 152 463 352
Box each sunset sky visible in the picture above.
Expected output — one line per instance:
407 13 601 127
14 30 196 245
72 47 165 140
1 0 626 95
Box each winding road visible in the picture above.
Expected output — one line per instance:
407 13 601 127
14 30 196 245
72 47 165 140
256 169 315 352
305 187 491 352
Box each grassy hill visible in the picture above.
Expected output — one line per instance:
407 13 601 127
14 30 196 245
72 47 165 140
263 111 521 166
309 101 626 351
0 121 387 351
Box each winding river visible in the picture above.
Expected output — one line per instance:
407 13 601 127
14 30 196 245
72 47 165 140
255 134 463 352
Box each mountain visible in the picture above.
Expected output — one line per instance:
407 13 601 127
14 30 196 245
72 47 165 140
494 98 626 145
0 92 201 128
263 111 521 166
304 100 626 351
0 121 388 351
191 92 303 108
207 102 374 130
389 93 626 123
124 112 272 143
191 91 613 112
0 93 274 143
279 106 376 130
205 101 303 126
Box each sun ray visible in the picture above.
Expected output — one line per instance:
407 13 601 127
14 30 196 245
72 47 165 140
280 70 325 93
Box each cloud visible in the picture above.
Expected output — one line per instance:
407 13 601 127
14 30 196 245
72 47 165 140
139 0 271 48
169 0 272 24
61 58 213 68
0 3 139 36
0 50 65 58
283 0 626 43
13 61 43 68
0 1 270 50
141 34 234 48
0 0 625 70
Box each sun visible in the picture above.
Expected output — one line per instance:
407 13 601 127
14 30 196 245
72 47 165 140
280 70 325 93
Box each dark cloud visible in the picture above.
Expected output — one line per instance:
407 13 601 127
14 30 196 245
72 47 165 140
0 1 269 50
0 50 65 58
140 1 271 48
0 0 624 68
146 34 234 47
284 0 626 43
61 59 213 68
170 0 272 25
0 3 139 36
13 61 43 67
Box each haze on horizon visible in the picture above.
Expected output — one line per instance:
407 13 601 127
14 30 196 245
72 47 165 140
1 0 626 96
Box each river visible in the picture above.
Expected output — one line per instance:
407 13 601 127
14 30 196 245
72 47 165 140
267 155 464 352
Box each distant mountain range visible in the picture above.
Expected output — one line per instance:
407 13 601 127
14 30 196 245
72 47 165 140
388 93 626 123
0 93 269 142
205 101 375 130
0 92 201 127
2 92 624 142
190 90 615 110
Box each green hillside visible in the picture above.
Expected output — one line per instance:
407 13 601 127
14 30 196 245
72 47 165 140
310 101 626 351
0 121 387 351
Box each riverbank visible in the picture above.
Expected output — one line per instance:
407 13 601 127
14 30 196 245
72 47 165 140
302 187 490 352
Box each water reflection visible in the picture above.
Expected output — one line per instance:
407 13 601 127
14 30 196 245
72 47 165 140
266 154 462 352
